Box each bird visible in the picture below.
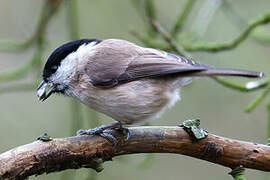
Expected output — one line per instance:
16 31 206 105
37 38 263 143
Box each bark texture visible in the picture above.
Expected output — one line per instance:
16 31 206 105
0 126 270 180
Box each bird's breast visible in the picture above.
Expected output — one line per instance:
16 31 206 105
69 75 184 124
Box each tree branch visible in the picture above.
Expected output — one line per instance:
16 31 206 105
1 126 270 179
0 0 61 52
183 12 270 52
171 0 196 36
222 0 270 44
149 19 190 57
212 77 269 92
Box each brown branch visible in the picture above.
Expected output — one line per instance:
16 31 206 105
0 126 270 179
149 19 190 57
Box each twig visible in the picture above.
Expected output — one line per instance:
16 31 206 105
212 77 270 112
171 0 196 36
130 31 170 50
0 39 35 52
252 27 270 44
131 0 189 57
149 19 190 57
212 77 269 92
183 12 270 52
222 0 270 44
131 0 157 38
221 0 246 29
145 0 156 21
144 0 158 38
0 0 61 84
0 48 41 83
1 126 270 180
245 85 270 112
0 0 61 52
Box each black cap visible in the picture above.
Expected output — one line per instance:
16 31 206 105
43 39 102 81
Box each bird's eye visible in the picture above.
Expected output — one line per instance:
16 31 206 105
51 65 58 70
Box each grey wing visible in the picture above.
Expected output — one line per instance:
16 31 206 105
86 39 208 87
121 48 209 81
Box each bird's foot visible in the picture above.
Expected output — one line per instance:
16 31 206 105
116 126 131 141
77 128 119 146
76 121 130 146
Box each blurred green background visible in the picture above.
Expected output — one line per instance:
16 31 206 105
1 0 270 179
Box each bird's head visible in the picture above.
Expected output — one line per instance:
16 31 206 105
37 39 101 101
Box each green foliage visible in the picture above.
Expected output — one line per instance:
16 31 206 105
229 167 247 180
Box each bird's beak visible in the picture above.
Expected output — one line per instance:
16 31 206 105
37 80 55 101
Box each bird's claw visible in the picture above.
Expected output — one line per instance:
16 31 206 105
117 127 131 141
77 128 118 146
76 122 131 147
100 132 118 146
76 127 104 135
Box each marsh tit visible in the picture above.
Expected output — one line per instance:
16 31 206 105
37 38 263 141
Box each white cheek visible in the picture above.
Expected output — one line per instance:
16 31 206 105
49 42 97 89
50 53 76 85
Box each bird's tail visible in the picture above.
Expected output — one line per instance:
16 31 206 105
182 67 264 78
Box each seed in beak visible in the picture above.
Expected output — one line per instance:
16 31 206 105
37 80 55 101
